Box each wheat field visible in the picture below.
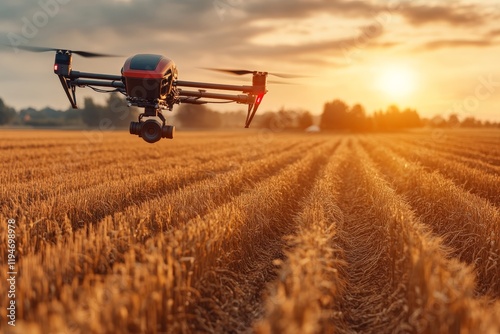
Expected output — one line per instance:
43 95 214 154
0 129 499 334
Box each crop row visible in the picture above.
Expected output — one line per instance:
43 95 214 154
379 138 499 205
362 138 500 298
1 130 499 333
0 137 336 333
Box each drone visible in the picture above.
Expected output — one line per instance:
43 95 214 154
17 46 297 143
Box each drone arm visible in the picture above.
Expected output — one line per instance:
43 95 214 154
175 80 257 94
69 71 122 81
69 71 125 89
57 70 126 108
178 89 255 104
178 97 207 105
175 79 267 127
71 78 125 89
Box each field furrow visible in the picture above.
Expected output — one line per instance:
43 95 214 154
1 134 336 327
379 138 500 205
0 132 302 207
1 129 499 334
5 138 328 306
362 138 500 298
164 140 335 332
3 137 322 257
331 140 499 333
255 139 350 334
400 134 500 165
396 136 500 176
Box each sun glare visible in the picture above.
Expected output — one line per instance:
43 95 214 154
376 65 417 98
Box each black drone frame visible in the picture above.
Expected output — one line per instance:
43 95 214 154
52 50 267 129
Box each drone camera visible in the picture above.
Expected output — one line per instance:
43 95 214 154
130 119 174 143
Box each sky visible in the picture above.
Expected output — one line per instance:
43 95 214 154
0 0 499 121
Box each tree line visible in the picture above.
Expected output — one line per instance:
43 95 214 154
0 95 498 130
319 99 421 132
0 93 139 128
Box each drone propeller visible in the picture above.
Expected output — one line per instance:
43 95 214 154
267 80 297 85
14 45 118 58
203 68 305 79
209 74 295 85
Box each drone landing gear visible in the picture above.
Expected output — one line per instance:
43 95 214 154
130 107 175 143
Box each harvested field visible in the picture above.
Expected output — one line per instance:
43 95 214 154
1 129 499 334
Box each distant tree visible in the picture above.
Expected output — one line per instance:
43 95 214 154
276 108 295 129
448 114 460 127
81 97 103 127
385 105 402 129
80 94 139 128
64 108 83 126
105 93 139 128
0 98 16 125
320 99 349 131
430 115 447 128
258 108 296 130
176 104 222 128
258 112 278 129
401 108 421 128
372 110 388 131
348 103 370 132
219 110 246 128
461 116 482 128
370 105 421 131
258 111 284 130
297 111 314 130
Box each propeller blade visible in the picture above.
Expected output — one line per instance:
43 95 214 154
267 80 297 85
72 50 118 58
15 45 58 53
269 72 305 79
13 45 119 57
203 67 305 79
203 68 255 76
201 73 296 85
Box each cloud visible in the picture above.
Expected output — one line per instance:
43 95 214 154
421 39 495 51
399 3 488 27
244 0 378 20
488 29 500 38
213 24 389 65
417 27 500 51
0 0 495 59
245 1 493 28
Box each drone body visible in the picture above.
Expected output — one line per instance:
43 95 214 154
122 54 178 101
37 47 272 143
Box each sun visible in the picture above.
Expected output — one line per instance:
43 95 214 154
376 65 417 98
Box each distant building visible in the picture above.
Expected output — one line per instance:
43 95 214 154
305 125 320 133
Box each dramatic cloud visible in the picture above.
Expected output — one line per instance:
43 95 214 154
244 0 378 20
488 29 500 38
0 0 496 59
0 0 498 121
422 39 495 51
418 28 500 51
399 4 488 26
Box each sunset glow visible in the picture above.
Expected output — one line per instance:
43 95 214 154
376 65 417 99
0 0 499 121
